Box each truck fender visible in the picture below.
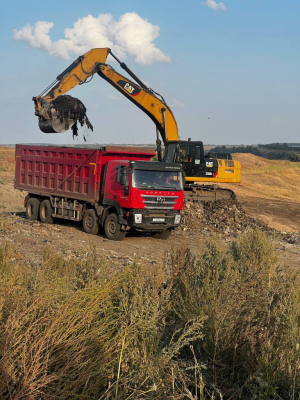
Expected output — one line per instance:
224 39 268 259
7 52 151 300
101 207 111 226
101 205 127 228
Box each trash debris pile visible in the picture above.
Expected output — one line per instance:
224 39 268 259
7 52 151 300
178 199 267 235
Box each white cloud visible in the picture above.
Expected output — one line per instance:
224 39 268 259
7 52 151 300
203 0 227 11
172 98 185 108
13 12 171 65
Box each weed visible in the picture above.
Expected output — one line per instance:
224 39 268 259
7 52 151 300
0 230 299 399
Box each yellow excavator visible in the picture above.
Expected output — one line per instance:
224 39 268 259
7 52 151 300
33 48 241 194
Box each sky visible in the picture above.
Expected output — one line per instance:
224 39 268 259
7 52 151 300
0 0 299 146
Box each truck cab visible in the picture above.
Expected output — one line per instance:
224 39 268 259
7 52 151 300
102 160 184 237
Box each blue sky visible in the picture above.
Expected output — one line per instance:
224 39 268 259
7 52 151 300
0 0 299 145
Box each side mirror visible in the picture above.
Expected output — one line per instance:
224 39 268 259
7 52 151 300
117 166 129 187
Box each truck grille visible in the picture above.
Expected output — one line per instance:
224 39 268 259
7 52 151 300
141 195 178 210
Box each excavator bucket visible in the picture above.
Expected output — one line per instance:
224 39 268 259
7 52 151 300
35 95 93 135
39 117 75 133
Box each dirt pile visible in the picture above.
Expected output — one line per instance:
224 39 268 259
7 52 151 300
178 199 266 235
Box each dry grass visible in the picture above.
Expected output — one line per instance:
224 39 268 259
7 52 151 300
0 230 299 399
0 216 16 232
231 153 300 202
169 232 300 399
0 147 15 173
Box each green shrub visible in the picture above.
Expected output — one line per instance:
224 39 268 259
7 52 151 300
170 230 300 398
289 152 300 162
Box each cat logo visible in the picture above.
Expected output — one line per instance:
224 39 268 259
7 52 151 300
206 161 214 168
124 83 135 94
117 80 141 97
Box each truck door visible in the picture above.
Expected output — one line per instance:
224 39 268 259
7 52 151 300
103 162 130 208
114 164 130 208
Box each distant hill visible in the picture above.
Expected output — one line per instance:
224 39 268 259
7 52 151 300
211 143 300 161
1 143 300 162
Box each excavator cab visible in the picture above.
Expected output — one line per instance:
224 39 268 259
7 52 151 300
163 140 241 184
164 140 217 182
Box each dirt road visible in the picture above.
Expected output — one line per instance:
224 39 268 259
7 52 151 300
0 148 299 268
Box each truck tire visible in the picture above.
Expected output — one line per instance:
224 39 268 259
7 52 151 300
83 209 99 235
26 198 40 221
151 229 172 240
104 213 126 241
39 199 54 224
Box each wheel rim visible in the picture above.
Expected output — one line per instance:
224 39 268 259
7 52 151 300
107 220 117 236
85 215 93 230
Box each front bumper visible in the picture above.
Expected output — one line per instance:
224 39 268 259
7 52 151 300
126 209 181 231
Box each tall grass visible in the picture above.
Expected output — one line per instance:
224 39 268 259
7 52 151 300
0 230 299 399
170 231 300 399
0 148 15 173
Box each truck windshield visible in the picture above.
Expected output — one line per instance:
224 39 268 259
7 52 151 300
132 170 183 190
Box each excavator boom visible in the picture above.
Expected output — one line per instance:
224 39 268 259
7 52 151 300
33 47 178 144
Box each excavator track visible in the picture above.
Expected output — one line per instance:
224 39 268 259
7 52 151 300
184 184 236 203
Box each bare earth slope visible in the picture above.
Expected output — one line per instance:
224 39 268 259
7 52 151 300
227 154 300 232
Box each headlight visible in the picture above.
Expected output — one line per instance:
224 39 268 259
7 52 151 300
174 214 181 224
134 214 142 224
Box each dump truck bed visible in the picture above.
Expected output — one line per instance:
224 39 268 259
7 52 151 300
15 144 156 202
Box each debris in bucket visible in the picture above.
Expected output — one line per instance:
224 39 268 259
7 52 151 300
50 95 93 138
72 122 79 139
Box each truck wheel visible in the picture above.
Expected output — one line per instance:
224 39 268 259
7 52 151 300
26 198 40 221
104 213 126 241
39 199 54 224
83 209 99 235
152 229 172 240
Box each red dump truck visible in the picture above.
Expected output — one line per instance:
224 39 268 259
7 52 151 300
15 144 184 240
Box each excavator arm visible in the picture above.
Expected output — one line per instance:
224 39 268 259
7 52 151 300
34 47 241 194
33 47 179 145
